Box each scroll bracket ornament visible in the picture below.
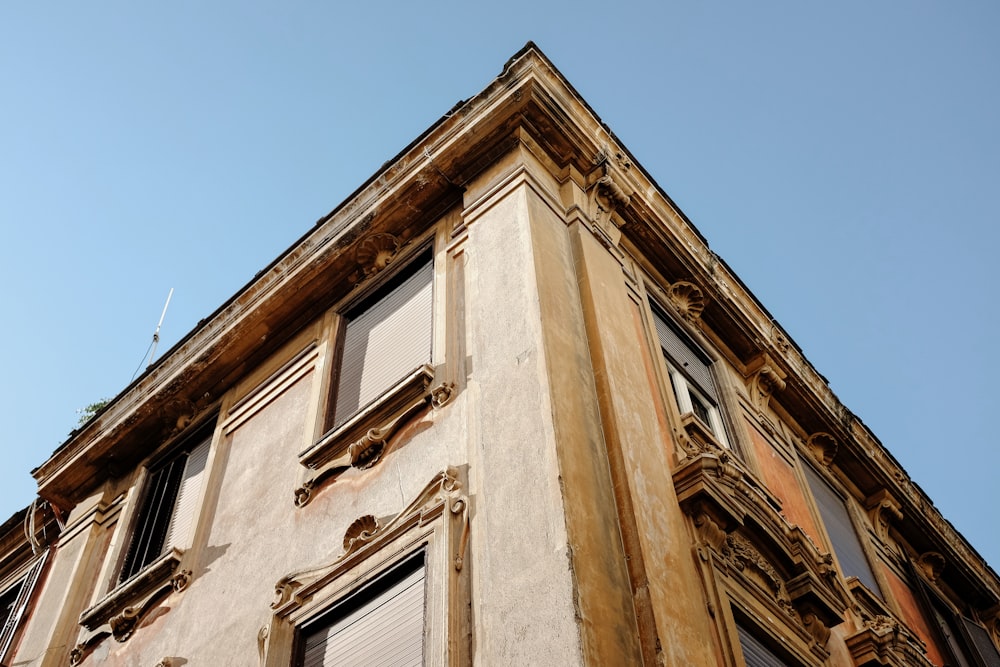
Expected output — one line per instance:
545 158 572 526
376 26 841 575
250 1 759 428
587 151 632 249
746 354 787 414
865 490 903 541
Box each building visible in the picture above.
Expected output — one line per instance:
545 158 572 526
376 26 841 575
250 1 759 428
2 43 999 666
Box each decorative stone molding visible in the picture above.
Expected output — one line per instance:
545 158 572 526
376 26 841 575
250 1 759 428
845 614 935 667
916 552 946 583
865 490 903 541
343 515 380 552
72 558 192 662
430 381 455 408
78 548 186 636
676 412 727 460
675 449 847 654
667 281 706 323
746 354 787 413
274 467 469 613
296 365 436 507
807 432 838 467
586 152 633 249
721 533 795 616
355 232 401 277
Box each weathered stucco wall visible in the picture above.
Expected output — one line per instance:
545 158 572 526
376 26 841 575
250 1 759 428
464 172 584 665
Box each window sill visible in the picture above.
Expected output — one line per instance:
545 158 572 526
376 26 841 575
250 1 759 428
77 548 191 644
295 365 448 507
678 412 725 455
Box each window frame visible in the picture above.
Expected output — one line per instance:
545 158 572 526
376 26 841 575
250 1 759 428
262 468 469 667
294 548 427 667
296 240 449 507
77 417 217 646
0 551 47 664
801 462 882 598
328 248 435 431
649 300 731 450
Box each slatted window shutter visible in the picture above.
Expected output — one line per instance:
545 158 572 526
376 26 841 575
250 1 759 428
119 432 212 583
0 552 47 661
163 436 211 553
299 552 425 667
737 622 794 666
802 464 881 596
334 256 433 426
650 306 717 403
959 615 1000 666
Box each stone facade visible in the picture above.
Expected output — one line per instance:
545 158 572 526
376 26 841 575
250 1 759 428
2 43 998 666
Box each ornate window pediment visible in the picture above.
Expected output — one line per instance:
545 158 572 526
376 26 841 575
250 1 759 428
260 467 470 667
674 450 848 662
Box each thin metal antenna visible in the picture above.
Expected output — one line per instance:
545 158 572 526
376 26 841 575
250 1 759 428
147 288 174 368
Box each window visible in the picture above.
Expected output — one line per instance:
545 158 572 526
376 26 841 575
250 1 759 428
736 621 796 667
296 550 425 667
331 251 433 428
0 553 46 663
119 431 211 583
801 464 881 596
650 304 730 447
919 580 1000 667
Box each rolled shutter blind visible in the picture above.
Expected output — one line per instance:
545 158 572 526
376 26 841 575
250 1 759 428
737 622 792 666
959 615 1000 665
650 306 717 402
300 557 425 667
802 464 881 596
163 436 211 553
334 258 433 426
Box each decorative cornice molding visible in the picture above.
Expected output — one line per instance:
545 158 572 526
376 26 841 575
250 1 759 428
845 613 935 667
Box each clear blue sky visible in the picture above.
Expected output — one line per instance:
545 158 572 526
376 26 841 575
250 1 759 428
2 3 997 569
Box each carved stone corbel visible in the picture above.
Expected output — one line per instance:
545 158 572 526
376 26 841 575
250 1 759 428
667 281 707 323
746 354 787 413
691 503 728 552
799 604 832 647
807 432 838 467
865 490 903 541
916 552 946 583
587 152 632 249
